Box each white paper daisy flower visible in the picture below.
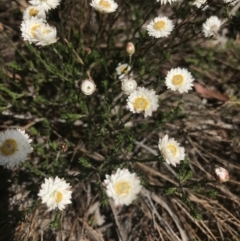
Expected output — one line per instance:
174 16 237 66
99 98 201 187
193 0 208 10
34 23 58 46
121 78 137 95
165 67 194 93
20 17 45 43
223 0 240 5
202 16 221 38
23 5 46 21
104 168 142 206
116 63 131 80
90 0 118 13
0 129 33 169
29 0 61 12
147 16 174 38
156 0 177 5
38 176 72 211
81 79 97 95
127 87 159 118
158 134 185 167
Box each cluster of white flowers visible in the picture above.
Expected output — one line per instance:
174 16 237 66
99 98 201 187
115 59 137 95
115 45 160 117
0 128 142 208
116 57 194 118
20 0 61 46
0 128 73 211
1 126 229 210
38 168 142 209
13 0 233 214
114 51 157 116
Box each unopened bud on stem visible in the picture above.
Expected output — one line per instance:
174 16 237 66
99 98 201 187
126 42 135 56
215 167 229 183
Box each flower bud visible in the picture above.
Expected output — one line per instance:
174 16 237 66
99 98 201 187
121 78 137 94
215 167 229 183
81 79 96 95
126 42 135 56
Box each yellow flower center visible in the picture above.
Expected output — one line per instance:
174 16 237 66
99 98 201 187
167 144 177 157
0 139 18 156
172 74 184 85
31 24 41 37
99 0 111 8
133 97 149 111
42 29 52 35
153 20 166 31
115 181 131 195
54 191 63 203
29 8 39 16
120 65 129 74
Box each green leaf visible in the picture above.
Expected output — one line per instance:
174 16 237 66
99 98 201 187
50 211 62 229
60 113 85 121
0 84 22 99
78 157 92 168
8 61 24 71
166 187 177 195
